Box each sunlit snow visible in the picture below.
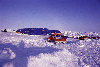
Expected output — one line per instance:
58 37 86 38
0 31 100 67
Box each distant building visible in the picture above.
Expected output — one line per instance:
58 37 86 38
16 28 61 35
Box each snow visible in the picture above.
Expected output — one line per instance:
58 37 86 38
28 49 79 67
0 31 100 67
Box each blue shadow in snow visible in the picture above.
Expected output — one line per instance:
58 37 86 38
66 39 79 44
0 41 61 67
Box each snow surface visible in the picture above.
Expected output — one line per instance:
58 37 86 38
0 32 100 67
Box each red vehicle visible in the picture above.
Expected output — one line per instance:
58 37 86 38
47 33 66 44
97 37 100 39
74 36 100 40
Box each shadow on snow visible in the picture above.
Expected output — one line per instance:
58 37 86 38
0 41 61 67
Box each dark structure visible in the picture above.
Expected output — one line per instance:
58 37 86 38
16 28 61 35
4 29 7 32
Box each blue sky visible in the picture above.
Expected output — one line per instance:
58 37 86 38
0 0 100 32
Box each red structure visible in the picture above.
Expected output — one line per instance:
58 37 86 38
47 33 66 44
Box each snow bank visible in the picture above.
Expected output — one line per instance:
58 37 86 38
0 32 53 47
28 49 79 67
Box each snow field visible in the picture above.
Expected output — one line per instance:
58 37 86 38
0 31 100 67
28 49 79 67
0 32 53 47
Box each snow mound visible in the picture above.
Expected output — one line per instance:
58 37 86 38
28 49 79 67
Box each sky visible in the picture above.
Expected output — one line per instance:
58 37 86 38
0 0 100 32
